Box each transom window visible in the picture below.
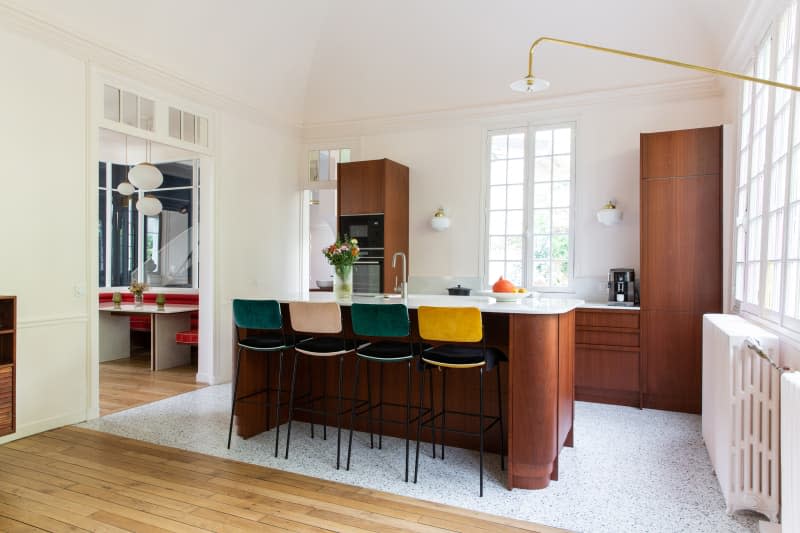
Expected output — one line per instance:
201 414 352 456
734 1 800 333
485 124 575 289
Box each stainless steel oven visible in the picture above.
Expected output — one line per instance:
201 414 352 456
353 249 383 293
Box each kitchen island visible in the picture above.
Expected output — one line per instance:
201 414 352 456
232 293 582 490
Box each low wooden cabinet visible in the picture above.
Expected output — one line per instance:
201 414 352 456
0 296 16 436
575 308 642 408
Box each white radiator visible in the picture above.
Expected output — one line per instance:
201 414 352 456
782 373 800 533
703 314 781 522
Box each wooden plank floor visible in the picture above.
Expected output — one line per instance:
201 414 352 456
100 356 206 416
0 426 565 532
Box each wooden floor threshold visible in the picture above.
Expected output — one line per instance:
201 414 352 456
0 426 566 532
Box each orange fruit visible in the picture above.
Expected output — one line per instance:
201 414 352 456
492 276 516 293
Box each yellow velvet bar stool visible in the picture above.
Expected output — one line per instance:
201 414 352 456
413 305 506 497
285 301 359 470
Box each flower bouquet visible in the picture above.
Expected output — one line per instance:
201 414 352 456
323 237 360 300
129 281 148 306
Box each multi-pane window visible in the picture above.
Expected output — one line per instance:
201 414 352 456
486 124 575 289
735 1 800 333
98 132 200 289
309 148 352 181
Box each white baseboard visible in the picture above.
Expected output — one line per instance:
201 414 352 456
0 409 87 444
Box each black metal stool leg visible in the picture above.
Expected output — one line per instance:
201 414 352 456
479 367 485 497
430 367 436 459
497 365 505 471
414 366 426 484
441 368 446 460
346 357 361 471
322 358 328 440
284 351 299 460
405 359 412 482
227 347 243 449
308 357 315 439
273 350 284 458
266 350 271 430
336 354 345 469
366 361 375 448
379 364 384 449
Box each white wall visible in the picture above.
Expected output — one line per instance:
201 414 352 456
304 84 725 301
0 28 90 443
213 113 302 383
0 19 305 439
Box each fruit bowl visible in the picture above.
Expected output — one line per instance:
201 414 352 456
476 290 532 302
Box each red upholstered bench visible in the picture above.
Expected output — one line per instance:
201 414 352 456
99 292 199 345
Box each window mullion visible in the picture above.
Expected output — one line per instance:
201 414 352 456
104 162 112 288
757 34 779 314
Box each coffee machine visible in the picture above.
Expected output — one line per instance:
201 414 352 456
608 268 636 306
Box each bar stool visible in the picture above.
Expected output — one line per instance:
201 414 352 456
413 305 506 497
346 302 426 482
228 299 293 457
284 301 359 469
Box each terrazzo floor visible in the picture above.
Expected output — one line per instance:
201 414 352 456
79 384 763 532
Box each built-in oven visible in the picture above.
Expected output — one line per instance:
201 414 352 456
339 214 384 250
353 248 383 293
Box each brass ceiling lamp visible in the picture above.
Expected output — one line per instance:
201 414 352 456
510 37 800 93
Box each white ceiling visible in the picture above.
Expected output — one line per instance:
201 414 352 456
11 0 749 126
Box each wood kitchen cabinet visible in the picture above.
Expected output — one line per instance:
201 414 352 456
337 158 409 292
575 308 641 408
0 296 16 437
640 126 722 414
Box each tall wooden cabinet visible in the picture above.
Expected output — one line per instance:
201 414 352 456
0 296 16 436
337 159 409 292
640 126 722 414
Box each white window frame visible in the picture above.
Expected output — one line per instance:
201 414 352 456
483 122 577 291
733 1 800 338
99 158 200 291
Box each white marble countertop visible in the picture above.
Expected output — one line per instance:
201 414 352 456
257 292 583 315
578 302 640 311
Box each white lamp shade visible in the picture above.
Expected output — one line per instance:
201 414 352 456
431 214 451 231
136 195 163 216
128 162 163 190
597 207 623 226
510 76 551 93
117 181 135 196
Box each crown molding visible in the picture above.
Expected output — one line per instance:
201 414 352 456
719 0 784 70
0 1 300 137
301 77 722 139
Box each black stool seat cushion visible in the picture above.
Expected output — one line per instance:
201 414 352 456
357 341 417 361
295 336 352 356
238 333 288 351
421 344 506 370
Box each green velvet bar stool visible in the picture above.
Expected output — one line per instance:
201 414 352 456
228 299 293 457
346 302 427 482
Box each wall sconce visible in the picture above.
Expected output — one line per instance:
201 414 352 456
430 208 451 231
596 200 622 226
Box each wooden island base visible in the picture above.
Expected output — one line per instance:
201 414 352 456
233 304 575 490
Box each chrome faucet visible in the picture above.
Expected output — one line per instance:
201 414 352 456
392 252 408 299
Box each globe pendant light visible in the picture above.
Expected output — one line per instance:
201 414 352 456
129 139 164 191
136 195 163 217
118 134 135 196
129 162 163 190
117 181 135 196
